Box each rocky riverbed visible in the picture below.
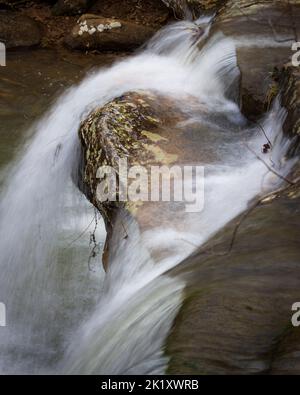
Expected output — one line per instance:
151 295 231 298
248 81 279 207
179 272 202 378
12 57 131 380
76 0 300 375
1 0 300 376
0 0 173 51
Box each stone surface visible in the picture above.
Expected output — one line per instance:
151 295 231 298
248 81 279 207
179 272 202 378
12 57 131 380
52 0 94 16
91 0 170 28
76 0 300 374
279 65 300 156
162 0 225 17
65 14 156 51
78 89 246 269
78 91 195 267
78 80 300 374
166 177 300 374
0 12 41 48
165 63 300 375
211 0 300 117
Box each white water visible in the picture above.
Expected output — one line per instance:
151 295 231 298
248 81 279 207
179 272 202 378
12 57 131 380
0 20 295 374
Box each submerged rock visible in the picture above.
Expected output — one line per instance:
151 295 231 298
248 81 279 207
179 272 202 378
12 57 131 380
65 14 156 51
0 12 41 48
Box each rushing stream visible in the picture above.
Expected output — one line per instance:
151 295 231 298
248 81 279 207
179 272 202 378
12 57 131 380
0 18 296 374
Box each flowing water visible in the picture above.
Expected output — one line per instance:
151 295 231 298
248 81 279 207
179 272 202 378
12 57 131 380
0 19 296 374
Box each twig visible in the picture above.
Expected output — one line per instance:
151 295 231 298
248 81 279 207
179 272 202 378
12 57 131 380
88 209 103 271
244 142 295 186
121 221 129 239
63 216 95 250
250 119 273 148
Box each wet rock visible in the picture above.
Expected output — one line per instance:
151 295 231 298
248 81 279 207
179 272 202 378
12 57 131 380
166 171 300 375
160 0 300 117
65 14 156 51
161 0 225 17
165 50 300 375
78 88 242 269
0 0 56 7
79 87 300 373
0 12 41 49
279 65 300 156
91 0 170 28
76 1 300 373
78 91 192 267
211 0 300 117
52 0 94 16
78 86 249 270
0 1 13 10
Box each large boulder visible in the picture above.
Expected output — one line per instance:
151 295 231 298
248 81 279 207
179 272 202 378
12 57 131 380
78 89 244 268
0 12 41 48
65 14 156 51
79 91 199 267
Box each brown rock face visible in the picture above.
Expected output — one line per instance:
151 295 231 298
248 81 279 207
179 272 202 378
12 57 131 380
211 0 300 117
76 0 300 375
0 12 41 48
78 89 245 269
65 14 156 51
166 178 300 375
165 64 300 375
52 0 94 16
78 91 204 268
78 78 300 374
279 65 300 156
91 0 170 27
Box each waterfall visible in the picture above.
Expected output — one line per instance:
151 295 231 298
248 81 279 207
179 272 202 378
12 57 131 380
0 19 295 374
